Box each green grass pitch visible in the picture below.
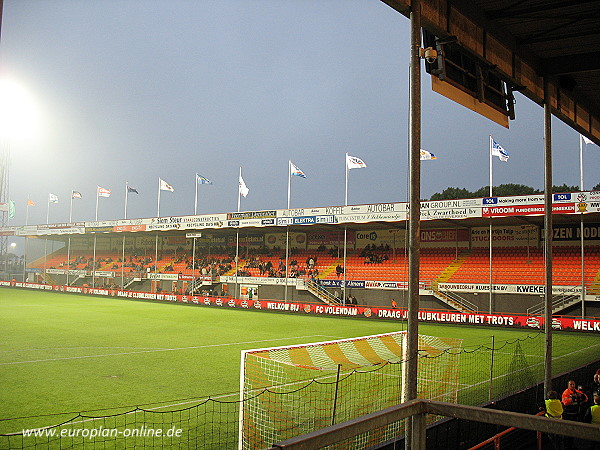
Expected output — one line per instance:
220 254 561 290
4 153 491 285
1 288 598 435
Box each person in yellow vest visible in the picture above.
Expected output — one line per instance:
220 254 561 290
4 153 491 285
544 391 564 450
545 390 563 419
583 395 600 450
583 394 600 424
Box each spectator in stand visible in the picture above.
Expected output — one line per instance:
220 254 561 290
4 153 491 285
391 299 397 309
544 390 563 450
591 372 600 398
584 394 600 424
583 394 600 450
562 379 588 422
545 390 563 419
335 264 344 277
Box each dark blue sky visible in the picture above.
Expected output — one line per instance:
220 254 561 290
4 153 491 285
1 0 598 226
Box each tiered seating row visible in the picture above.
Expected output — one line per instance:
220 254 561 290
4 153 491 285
31 246 600 288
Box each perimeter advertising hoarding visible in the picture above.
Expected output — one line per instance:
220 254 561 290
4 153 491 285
437 283 581 295
550 223 600 241
471 225 539 247
355 229 404 247
146 214 227 231
420 198 481 221
0 227 16 236
307 231 355 246
263 232 307 249
482 203 575 217
3 191 599 238
2 281 598 333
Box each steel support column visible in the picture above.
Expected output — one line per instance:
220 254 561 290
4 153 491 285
543 78 553 395
407 0 422 447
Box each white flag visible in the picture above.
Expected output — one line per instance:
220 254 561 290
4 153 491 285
346 154 367 169
239 175 249 198
48 193 59 203
420 149 437 160
490 138 509 162
290 161 307 178
581 135 594 145
97 187 111 197
159 178 174 192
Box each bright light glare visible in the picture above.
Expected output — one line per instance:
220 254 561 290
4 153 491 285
0 78 40 142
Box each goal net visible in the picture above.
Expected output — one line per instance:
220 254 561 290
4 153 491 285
239 331 462 449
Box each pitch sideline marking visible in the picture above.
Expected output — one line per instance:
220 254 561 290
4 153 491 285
0 335 336 366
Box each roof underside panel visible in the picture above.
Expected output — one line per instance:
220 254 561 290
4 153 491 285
380 0 600 144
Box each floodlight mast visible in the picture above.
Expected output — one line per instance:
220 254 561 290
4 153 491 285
0 146 9 278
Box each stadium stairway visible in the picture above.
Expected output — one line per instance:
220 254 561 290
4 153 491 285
305 279 341 306
319 258 344 278
430 282 478 313
426 251 478 312
42 272 56 285
587 267 600 296
526 293 582 315
225 261 246 276
433 250 470 283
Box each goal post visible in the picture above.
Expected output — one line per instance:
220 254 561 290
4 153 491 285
238 331 462 449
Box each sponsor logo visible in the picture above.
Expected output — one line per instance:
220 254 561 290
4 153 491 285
357 232 378 241
553 193 572 201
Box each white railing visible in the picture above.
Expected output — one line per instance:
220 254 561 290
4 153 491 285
306 279 341 306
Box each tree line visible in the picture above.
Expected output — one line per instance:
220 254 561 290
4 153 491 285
429 182 600 201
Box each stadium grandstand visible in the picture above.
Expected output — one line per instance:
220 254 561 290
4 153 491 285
4 191 600 318
2 0 600 448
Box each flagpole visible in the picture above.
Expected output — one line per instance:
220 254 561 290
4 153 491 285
579 135 586 317
44 196 49 282
235 167 242 299
69 191 74 223
287 161 292 210
92 233 97 288
343 154 349 306
345 153 349 207
92 188 98 287
125 182 129 220
580 135 584 190
285 161 292 303
192 174 198 295
157 178 161 218
95 186 100 221
195 173 199 215
24 197 29 282
67 191 73 287
489 136 493 313
237 167 242 213
489 136 493 197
